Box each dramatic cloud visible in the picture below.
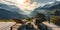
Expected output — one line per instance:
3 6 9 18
0 0 44 15
0 0 56 16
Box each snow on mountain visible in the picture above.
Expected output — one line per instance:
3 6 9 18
41 1 60 9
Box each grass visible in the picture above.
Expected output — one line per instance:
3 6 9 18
0 19 15 22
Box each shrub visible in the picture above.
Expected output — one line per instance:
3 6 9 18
26 18 33 22
35 13 46 22
50 16 60 25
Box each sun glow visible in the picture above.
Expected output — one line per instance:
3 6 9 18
16 0 25 4
14 0 38 11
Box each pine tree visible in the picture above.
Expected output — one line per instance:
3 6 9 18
54 10 59 16
35 13 46 23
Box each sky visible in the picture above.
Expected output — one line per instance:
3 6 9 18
0 0 59 16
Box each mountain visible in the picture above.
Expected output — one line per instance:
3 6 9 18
0 3 23 13
0 9 29 19
31 1 60 18
0 0 60 19
41 1 60 9
0 3 30 19
33 1 60 14
41 1 60 16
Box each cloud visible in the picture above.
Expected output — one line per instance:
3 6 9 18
0 0 56 16
15 0 47 15
57 0 60 1
0 0 40 14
